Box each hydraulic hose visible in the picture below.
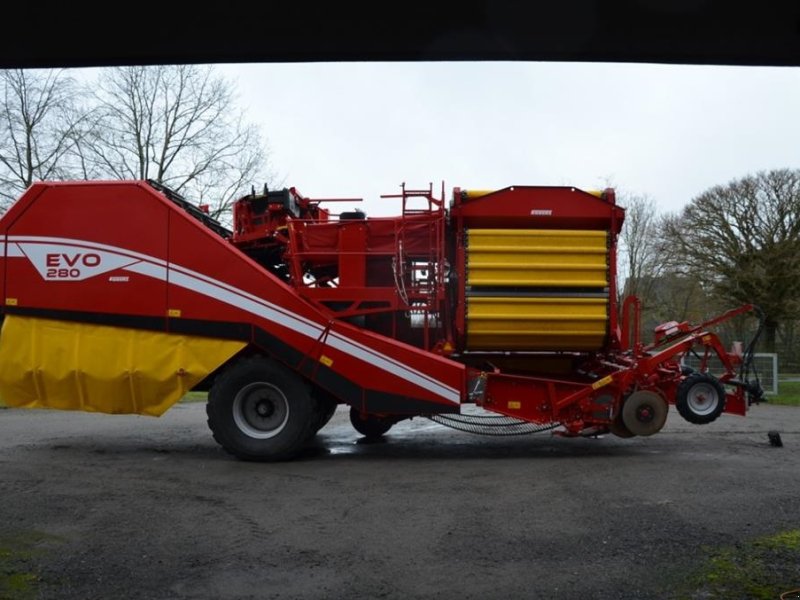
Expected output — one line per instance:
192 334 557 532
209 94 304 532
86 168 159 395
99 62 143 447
740 305 766 403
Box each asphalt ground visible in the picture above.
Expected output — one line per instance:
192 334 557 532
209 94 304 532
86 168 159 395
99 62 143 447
1 402 798 599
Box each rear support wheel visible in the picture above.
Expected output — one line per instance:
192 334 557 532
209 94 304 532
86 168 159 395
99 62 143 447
349 407 394 439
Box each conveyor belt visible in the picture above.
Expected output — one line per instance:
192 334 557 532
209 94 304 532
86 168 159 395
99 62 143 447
465 229 610 351
146 179 232 238
466 296 608 350
467 229 608 288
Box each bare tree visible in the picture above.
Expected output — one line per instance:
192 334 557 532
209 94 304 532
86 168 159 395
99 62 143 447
78 65 269 217
662 169 800 351
618 192 664 305
0 69 85 208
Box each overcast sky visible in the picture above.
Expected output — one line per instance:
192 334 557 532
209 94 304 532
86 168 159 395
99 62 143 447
203 61 799 217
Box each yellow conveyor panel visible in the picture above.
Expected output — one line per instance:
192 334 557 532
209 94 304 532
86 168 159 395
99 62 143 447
0 315 245 416
467 229 609 288
466 296 608 351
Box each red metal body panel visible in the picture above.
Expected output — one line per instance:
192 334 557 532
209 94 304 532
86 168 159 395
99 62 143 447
0 182 465 413
3 182 170 319
451 186 626 230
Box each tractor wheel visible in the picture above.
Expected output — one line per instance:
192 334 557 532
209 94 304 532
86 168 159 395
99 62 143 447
349 407 393 439
207 356 316 461
676 373 726 425
313 390 339 433
621 390 669 437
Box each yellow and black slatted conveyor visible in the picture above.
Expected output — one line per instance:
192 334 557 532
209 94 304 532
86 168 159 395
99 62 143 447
465 229 610 351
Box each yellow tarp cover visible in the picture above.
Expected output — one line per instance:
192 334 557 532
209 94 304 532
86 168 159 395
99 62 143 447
0 315 245 416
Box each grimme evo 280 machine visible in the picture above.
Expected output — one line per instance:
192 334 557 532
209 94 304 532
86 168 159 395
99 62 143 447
0 180 763 460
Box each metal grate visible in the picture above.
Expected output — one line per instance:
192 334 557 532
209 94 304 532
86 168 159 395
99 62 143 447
146 179 232 239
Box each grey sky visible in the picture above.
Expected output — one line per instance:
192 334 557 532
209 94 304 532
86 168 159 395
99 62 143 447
69 61 799 217
210 61 800 217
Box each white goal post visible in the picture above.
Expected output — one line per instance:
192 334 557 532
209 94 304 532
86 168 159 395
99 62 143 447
680 353 778 396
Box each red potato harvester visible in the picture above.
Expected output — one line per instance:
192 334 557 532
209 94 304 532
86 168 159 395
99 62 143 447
0 180 764 460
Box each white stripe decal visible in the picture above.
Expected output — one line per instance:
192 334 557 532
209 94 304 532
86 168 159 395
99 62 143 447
123 261 166 281
167 264 459 400
167 270 459 402
10 244 24 258
325 333 459 403
0 243 24 258
168 262 325 333
168 270 324 341
9 235 167 266
5 235 461 402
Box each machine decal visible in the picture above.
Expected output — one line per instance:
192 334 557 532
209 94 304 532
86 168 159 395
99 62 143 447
19 242 139 281
0 243 24 257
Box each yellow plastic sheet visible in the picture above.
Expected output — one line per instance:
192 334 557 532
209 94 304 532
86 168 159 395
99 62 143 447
0 315 245 416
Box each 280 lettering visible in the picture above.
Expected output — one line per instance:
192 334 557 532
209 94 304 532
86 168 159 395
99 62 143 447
45 253 101 279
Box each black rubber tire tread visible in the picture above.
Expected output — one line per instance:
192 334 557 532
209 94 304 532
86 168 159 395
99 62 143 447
609 417 636 438
313 389 339 433
207 355 315 461
676 372 726 425
303 393 338 442
349 407 393 439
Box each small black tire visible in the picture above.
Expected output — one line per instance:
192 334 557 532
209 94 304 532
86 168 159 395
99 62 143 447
676 372 726 425
349 407 393 439
207 356 315 461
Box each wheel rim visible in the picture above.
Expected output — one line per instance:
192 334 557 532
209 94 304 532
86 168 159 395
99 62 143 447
232 382 290 439
686 382 720 416
635 404 655 423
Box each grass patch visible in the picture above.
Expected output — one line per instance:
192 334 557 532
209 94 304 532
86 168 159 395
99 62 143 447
673 529 800 599
0 531 62 600
180 391 208 403
772 380 800 406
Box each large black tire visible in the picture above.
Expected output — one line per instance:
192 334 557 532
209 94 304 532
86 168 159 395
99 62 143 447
207 356 316 461
312 390 339 434
676 372 726 425
349 407 393 439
